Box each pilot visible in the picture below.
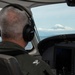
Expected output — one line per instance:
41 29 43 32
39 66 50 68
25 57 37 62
0 4 54 75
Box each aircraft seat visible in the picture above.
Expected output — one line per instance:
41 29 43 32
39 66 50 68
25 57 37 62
0 54 23 75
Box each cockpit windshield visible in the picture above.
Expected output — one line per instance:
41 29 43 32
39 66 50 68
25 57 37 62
31 3 75 40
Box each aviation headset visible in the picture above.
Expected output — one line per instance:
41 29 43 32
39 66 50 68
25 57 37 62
2 4 35 42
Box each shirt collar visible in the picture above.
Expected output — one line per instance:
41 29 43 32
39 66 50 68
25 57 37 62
0 41 27 56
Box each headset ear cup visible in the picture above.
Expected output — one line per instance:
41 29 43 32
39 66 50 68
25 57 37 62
23 25 35 42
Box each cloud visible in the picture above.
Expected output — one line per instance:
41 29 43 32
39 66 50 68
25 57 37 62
52 24 73 30
37 24 74 32
37 28 54 31
52 24 65 29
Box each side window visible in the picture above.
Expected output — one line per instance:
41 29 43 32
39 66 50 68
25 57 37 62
25 42 33 51
0 37 2 42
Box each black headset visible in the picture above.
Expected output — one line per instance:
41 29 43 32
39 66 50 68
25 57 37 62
3 4 35 42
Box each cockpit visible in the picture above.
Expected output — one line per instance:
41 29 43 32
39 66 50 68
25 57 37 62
0 0 75 75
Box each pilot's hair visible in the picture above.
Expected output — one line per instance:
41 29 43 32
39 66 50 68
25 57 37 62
0 6 28 40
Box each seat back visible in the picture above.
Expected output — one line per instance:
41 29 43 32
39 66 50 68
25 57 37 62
0 54 23 75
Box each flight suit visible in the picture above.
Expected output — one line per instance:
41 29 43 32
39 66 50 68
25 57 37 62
0 41 54 75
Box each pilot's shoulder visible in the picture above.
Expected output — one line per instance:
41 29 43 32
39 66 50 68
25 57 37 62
25 54 54 75
16 54 54 75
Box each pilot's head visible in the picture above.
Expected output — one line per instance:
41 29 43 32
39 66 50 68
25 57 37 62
0 4 35 48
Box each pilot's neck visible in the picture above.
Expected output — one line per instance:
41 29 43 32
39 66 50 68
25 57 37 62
2 38 27 48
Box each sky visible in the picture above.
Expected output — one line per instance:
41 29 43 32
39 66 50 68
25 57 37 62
31 3 75 36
